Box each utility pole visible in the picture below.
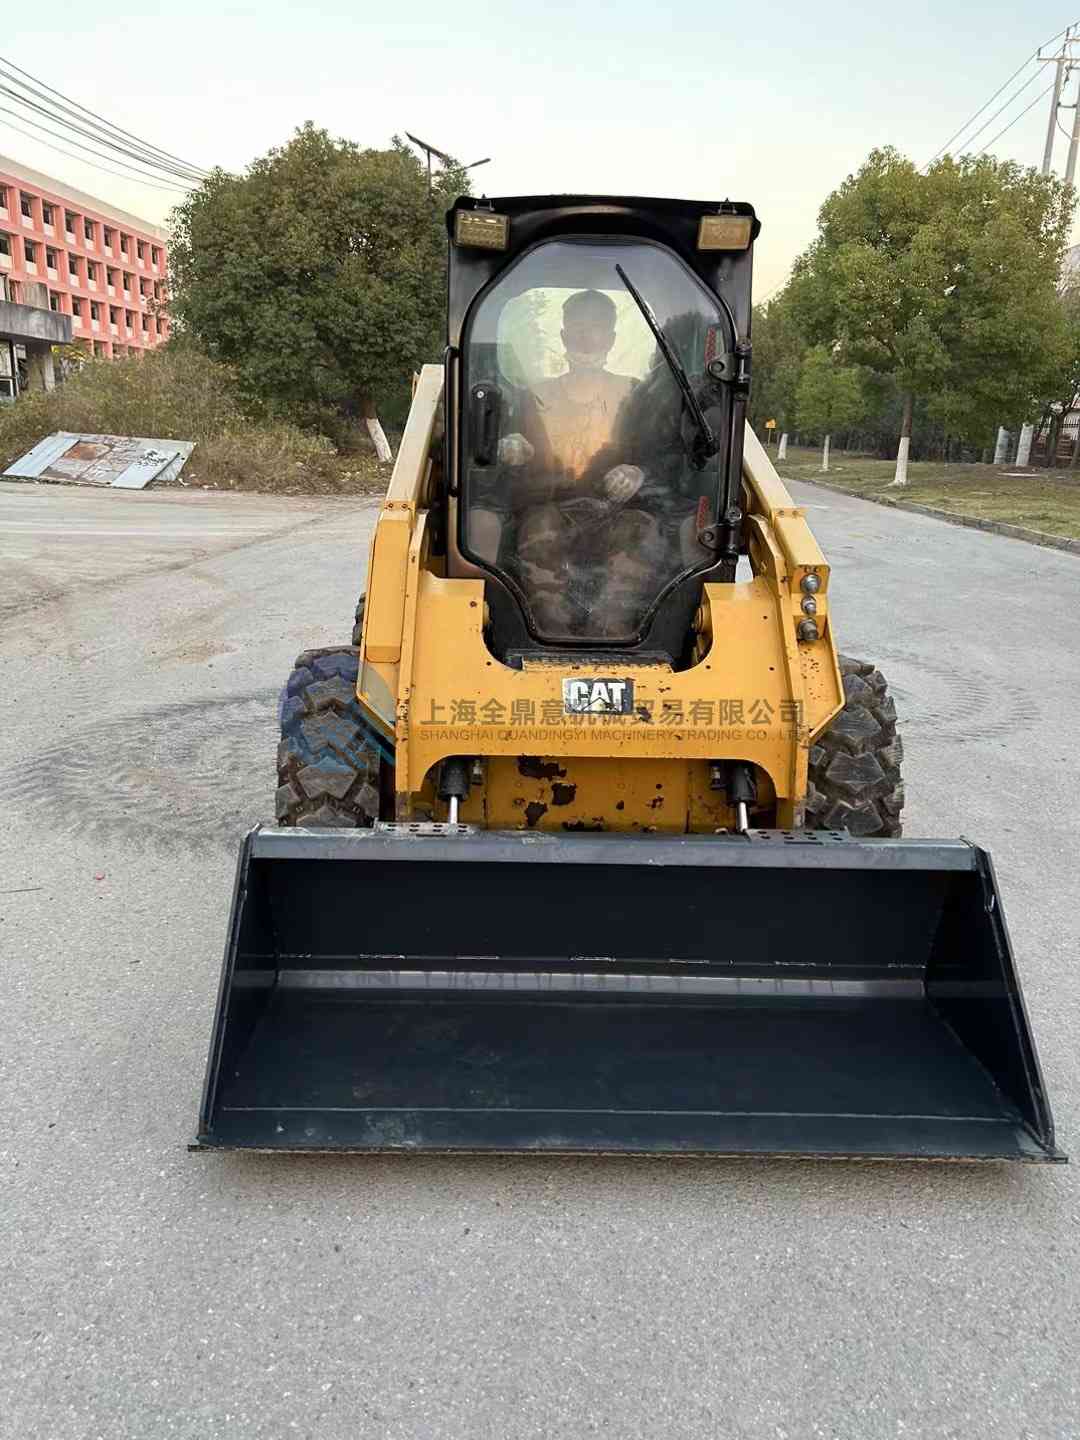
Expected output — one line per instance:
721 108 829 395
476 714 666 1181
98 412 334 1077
1068 82 1080 189
1041 29 1070 175
992 35 1077 470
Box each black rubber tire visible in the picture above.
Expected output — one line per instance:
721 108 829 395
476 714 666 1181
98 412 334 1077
350 593 366 648
276 647 380 827
806 655 905 838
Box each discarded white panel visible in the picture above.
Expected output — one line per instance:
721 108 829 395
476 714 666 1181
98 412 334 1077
3 432 195 489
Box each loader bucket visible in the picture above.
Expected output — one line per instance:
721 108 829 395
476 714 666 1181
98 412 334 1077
195 828 1062 1162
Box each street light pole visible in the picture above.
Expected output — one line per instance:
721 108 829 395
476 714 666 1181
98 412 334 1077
406 132 492 195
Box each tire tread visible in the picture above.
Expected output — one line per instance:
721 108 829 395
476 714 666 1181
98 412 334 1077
808 654 904 838
276 645 380 828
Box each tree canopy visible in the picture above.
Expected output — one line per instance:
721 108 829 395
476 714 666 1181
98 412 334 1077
795 345 866 437
168 124 469 426
747 293 804 433
786 147 1076 458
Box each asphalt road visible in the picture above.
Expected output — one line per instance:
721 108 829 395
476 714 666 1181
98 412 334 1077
1 477 1078 1440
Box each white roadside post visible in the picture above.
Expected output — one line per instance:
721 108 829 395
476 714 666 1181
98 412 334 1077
893 435 910 485
993 426 1010 465
777 432 788 461
365 414 394 464
822 434 831 473
1016 423 1034 468
889 393 914 487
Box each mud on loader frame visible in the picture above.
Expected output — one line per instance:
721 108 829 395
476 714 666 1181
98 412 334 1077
195 195 1062 1162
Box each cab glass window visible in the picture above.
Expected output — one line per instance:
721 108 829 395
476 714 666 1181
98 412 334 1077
461 238 732 642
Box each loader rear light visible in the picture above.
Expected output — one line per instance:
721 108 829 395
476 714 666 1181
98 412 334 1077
697 213 753 251
455 210 510 250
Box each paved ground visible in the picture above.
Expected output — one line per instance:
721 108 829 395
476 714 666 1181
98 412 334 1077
1 477 1078 1439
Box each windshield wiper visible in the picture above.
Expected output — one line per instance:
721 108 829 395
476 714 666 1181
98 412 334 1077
615 263 719 463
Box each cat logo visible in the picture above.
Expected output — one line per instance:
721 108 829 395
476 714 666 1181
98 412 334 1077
562 678 635 715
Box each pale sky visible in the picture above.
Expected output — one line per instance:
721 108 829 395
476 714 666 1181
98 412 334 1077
5 1 1080 297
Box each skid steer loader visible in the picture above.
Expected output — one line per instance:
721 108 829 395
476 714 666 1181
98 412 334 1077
195 195 1062 1162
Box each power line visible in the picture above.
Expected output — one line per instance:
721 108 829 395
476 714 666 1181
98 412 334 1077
0 52 208 179
0 101 197 191
927 61 1039 164
977 80 1057 156
1057 99 1077 144
0 65 207 181
757 274 790 307
926 19 1080 165
951 67 1044 154
0 114 194 194
0 81 204 184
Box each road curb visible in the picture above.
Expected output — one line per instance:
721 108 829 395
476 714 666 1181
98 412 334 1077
794 476 1080 557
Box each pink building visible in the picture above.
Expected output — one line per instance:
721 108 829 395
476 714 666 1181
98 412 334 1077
0 153 170 361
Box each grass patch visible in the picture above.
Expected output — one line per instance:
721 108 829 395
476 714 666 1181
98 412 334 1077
0 349 389 496
776 446 1080 541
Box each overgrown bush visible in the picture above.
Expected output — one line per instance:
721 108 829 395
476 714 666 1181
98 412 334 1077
185 422 341 492
0 348 244 465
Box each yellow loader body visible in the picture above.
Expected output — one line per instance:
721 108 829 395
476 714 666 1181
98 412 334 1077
195 194 1061 1163
357 367 845 832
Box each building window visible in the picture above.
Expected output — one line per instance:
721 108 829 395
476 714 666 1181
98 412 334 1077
123 272 132 293
120 233 130 254
20 192 33 219
0 232 12 258
90 301 101 320
153 280 161 299
46 247 58 269
109 306 119 323
136 240 146 261
43 202 54 226
49 291 61 312
65 211 77 237
72 298 82 318
84 219 95 244
141 313 149 331
68 254 79 278
106 267 116 287
125 310 134 328
23 239 36 264
151 246 160 266
0 185 7 211
86 261 97 282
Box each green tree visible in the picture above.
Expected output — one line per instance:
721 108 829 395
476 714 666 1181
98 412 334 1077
748 292 805 435
788 147 1074 483
1033 277 1080 466
168 124 469 449
795 345 866 470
